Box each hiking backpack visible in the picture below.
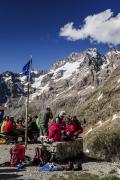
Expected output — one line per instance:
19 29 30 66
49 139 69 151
10 144 25 167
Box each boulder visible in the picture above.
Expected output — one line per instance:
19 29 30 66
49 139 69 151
45 138 83 161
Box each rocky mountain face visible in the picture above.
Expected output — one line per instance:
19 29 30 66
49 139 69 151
1 48 120 119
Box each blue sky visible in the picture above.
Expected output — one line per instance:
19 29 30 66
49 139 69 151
0 0 119 73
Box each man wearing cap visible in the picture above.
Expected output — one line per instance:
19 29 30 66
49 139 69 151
58 111 66 130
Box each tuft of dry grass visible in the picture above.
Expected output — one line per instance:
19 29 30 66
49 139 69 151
84 120 120 161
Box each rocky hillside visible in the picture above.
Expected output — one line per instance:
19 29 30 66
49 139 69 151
0 47 120 119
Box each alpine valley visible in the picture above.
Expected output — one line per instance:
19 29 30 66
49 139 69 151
1 47 120 160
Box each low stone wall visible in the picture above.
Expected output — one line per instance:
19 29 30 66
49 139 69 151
45 138 83 161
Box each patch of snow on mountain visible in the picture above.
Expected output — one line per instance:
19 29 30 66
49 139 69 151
115 50 120 55
3 76 12 82
51 58 84 81
4 102 8 107
30 83 49 100
96 120 103 127
91 86 95 89
29 74 50 100
19 76 27 83
84 128 93 136
112 114 120 121
85 85 95 91
101 58 110 70
17 96 24 105
98 93 103 101
31 74 46 89
86 48 97 58
31 70 39 74
87 86 95 90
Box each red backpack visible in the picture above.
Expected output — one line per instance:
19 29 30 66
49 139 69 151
10 144 25 167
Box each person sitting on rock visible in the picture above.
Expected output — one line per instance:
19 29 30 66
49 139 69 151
16 116 25 142
65 116 83 139
59 111 67 130
61 115 73 141
1 116 8 133
3 116 18 142
47 117 62 143
56 111 66 130
16 116 25 126
27 116 39 143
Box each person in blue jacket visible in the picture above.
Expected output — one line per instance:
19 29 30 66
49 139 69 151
0 111 3 123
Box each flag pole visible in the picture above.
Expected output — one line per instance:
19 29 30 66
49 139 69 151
25 56 32 149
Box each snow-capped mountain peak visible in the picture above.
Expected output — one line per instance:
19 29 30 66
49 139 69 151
106 48 120 59
85 48 98 58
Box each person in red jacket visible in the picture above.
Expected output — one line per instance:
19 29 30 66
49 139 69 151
47 117 62 143
4 117 18 142
65 116 83 139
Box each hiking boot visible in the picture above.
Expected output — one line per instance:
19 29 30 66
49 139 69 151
65 161 74 171
73 162 82 171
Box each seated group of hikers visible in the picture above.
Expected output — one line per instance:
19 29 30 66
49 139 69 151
47 112 83 143
0 115 40 143
0 106 83 143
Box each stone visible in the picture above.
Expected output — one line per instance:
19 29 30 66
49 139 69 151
46 138 83 161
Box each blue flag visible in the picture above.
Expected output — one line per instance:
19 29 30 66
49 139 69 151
22 59 32 75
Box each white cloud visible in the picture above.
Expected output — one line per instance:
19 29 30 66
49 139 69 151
59 9 120 45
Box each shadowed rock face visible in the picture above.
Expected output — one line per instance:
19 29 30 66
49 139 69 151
0 71 24 106
0 48 120 118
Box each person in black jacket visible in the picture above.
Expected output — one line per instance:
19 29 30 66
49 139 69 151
27 116 38 143
40 107 53 136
